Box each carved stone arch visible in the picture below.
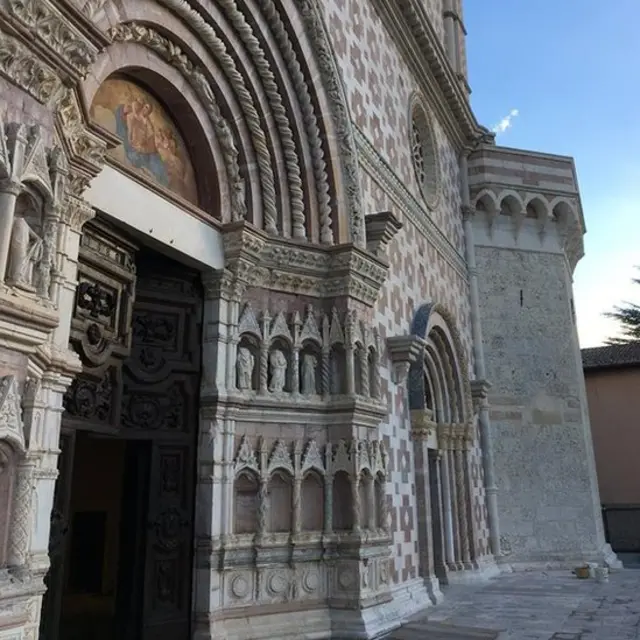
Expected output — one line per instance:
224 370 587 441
0 376 26 454
497 189 525 216
81 0 363 245
472 188 499 216
80 38 226 216
408 303 472 423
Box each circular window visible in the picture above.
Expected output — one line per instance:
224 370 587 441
410 100 440 210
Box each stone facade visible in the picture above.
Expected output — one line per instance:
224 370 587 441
0 1 615 640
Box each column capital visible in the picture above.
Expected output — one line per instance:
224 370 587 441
461 204 476 221
0 178 21 196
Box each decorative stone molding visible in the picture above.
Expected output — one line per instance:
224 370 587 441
293 0 365 246
369 0 482 147
219 221 389 306
387 335 425 384
7 0 97 76
410 408 436 440
0 31 62 105
470 378 491 415
364 210 402 260
0 376 25 452
355 127 467 278
108 22 251 224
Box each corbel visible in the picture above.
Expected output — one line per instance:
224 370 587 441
364 210 402 260
386 334 425 384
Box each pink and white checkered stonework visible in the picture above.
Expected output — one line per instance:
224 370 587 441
0 0 617 639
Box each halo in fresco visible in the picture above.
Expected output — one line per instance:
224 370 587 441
90 77 199 206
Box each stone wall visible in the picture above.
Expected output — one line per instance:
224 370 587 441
475 244 607 565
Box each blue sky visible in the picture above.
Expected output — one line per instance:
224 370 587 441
464 1 640 347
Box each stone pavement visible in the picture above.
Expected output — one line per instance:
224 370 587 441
387 569 640 639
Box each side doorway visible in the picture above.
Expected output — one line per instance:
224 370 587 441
39 221 203 640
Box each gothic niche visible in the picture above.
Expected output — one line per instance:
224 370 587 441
267 470 293 533
332 471 353 531
8 188 47 294
358 470 375 530
375 473 388 531
268 338 291 394
368 346 380 398
299 341 321 396
234 470 259 534
329 345 347 395
301 471 324 531
0 444 17 566
236 335 259 392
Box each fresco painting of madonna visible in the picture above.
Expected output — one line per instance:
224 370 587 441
90 77 199 206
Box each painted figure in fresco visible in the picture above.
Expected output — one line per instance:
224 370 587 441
156 127 187 194
115 99 169 186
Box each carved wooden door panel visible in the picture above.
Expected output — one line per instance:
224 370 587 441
120 251 202 640
39 430 76 640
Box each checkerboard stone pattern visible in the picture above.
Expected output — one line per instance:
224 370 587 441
323 0 492 589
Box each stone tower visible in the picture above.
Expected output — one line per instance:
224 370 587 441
468 144 619 569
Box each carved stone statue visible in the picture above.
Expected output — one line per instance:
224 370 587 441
236 347 255 391
301 353 317 396
7 216 43 290
269 349 287 393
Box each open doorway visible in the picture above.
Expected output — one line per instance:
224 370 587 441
59 433 150 639
41 234 203 640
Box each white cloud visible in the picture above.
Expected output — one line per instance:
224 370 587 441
491 108 519 135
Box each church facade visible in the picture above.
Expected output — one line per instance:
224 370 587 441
0 0 617 639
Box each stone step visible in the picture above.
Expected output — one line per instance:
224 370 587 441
385 620 500 639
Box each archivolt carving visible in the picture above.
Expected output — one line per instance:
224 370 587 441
255 0 332 243
108 22 247 224
293 0 364 247
153 0 279 234
216 0 306 239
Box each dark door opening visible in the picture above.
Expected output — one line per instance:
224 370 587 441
41 238 203 640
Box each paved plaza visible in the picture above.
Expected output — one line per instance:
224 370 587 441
388 569 640 639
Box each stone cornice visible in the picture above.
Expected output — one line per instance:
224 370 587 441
369 0 482 148
354 126 468 279
218 221 389 307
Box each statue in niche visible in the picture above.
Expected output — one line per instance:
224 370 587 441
301 353 317 396
236 347 255 391
7 215 43 290
269 349 287 393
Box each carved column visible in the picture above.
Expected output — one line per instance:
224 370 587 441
351 469 361 533
454 428 472 568
438 426 456 571
259 311 270 395
448 446 464 570
359 347 369 397
293 441 302 534
366 476 375 530
0 179 22 284
8 458 36 569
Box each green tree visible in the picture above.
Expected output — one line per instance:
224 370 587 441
605 267 640 344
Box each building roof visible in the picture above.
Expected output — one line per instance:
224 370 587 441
582 343 640 371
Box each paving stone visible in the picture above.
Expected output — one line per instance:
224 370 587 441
387 570 640 640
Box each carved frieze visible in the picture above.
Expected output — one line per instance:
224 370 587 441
0 375 25 451
7 0 97 75
0 31 62 104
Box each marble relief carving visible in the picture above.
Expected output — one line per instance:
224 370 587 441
234 303 382 399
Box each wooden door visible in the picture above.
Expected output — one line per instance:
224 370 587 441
120 251 202 640
39 430 76 640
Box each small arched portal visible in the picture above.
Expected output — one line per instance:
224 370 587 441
408 303 477 590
